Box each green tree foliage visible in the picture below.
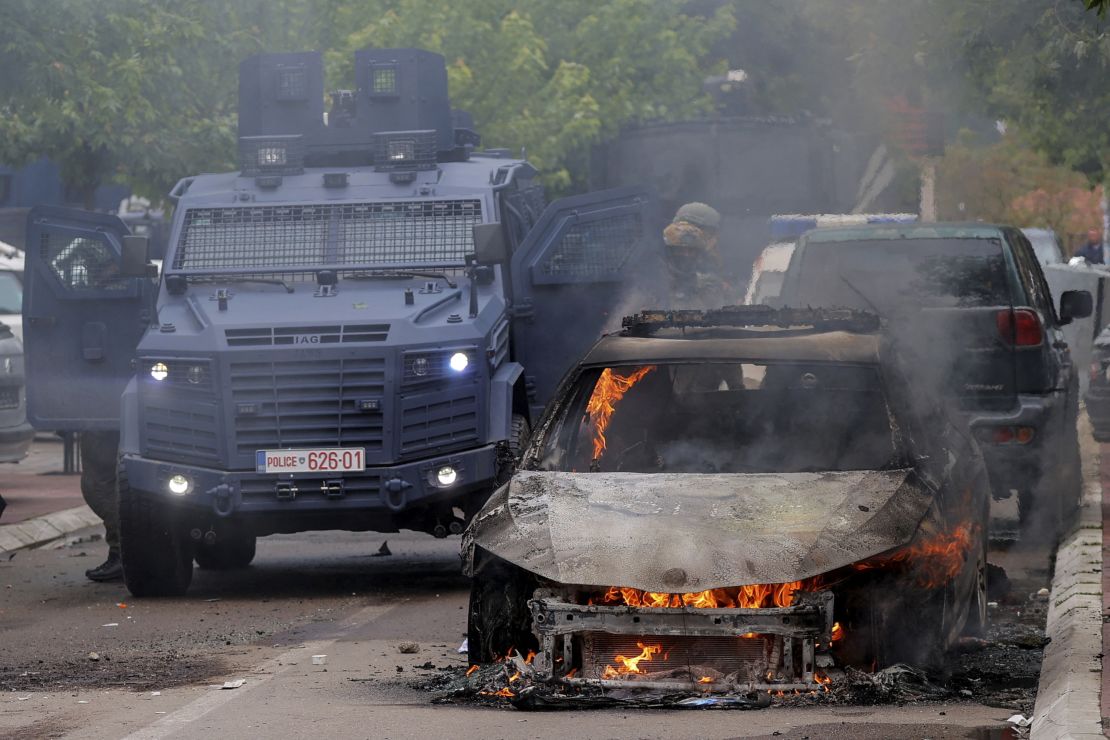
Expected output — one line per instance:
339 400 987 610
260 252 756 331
0 0 306 203
323 0 734 191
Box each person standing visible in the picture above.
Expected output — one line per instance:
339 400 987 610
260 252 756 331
662 202 732 308
1074 228 1107 264
80 431 122 581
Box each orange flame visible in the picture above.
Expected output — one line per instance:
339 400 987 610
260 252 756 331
831 622 843 642
465 665 479 677
854 523 979 588
508 671 521 684
601 642 662 678
586 366 656 460
597 578 822 610
564 668 578 679
697 676 713 684
524 650 536 665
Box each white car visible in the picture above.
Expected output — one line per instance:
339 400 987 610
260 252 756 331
0 322 32 463
0 241 24 343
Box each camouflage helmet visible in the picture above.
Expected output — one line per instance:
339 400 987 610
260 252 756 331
672 202 721 234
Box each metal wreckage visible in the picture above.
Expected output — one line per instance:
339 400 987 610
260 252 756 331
453 306 990 708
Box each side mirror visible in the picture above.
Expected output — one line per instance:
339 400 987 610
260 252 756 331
119 235 150 278
1059 289 1093 324
472 223 508 265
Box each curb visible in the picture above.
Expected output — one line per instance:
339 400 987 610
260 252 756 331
1031 477 1105 739
0 504 102 555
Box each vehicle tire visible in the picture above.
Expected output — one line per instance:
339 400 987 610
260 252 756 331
118 460 194 597
467 548 538 664
962 520 989 638
1056 418 1083 533
494 414 530 487
194 535 257 570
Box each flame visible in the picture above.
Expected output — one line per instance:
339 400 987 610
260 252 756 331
854 523 979 588
697 676 713 684
524 650 536 665
565 668 578 679
508 671 521 684
586 366 656 460
831 622 843 642
601 642 662 678
485 687 514 698
465 665 479 677
596 578 822 610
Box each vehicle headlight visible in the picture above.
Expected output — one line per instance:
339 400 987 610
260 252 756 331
448 352 469 373
150 362 169 381
167 474 191 495
436 466 458 486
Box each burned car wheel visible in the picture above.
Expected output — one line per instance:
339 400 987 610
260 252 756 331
194 535 257 570
118 461 194 597
467 548 538 663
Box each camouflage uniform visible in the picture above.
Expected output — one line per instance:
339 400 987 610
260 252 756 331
663 203 731 309
80 431 120 554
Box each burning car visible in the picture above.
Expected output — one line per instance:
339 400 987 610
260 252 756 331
463 307 989 696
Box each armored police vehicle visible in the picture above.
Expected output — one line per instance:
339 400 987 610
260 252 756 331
22 49 656 596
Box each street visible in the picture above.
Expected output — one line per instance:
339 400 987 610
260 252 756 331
0 430 1071 739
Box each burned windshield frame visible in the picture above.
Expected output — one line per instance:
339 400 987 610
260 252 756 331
533 360 910 475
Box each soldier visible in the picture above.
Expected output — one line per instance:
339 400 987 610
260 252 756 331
80 431 122 581
662 202 732 308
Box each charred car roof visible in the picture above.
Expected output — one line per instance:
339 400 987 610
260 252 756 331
582 306 883 367
582 330 881 368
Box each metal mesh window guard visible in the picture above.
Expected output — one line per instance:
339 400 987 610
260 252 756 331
174 200 482 272
41 233 129 292
539 213 642 281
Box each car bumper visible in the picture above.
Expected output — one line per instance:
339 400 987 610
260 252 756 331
0 421 34 463
965 393 1061 496
121 444 499 518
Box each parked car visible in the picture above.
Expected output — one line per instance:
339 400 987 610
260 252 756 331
0 321 33 463
0 241 23 343
777 223 1090 537
1022 228 1066 268
1085 328 1110 440
465 306 989 694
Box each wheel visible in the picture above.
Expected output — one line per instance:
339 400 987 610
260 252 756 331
962 520 989 638
467 548 538 664
118 460 194 597
508 414 530 457
494 414 531 487
194 535 257 570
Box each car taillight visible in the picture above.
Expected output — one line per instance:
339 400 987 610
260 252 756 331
996 308 1043 347
973 425 1035 445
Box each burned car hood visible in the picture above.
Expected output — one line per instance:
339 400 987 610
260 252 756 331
467 469 933 592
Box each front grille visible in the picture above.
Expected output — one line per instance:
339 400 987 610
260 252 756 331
175 199 482 272
239 474 382 502
399 383 480 456
142 400 221 465
580 633 773 682
229 357 386 460
0 385 19 410
225 324 390 347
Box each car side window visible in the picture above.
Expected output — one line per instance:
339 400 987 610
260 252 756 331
1009 231 1059 325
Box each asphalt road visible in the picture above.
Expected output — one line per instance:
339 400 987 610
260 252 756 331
0 520 1051 740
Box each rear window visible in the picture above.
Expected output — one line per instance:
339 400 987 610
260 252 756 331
791 238 1009 310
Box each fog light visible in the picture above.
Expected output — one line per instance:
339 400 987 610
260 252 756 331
449 352 468 372
167 474 190 495
150 362 169 381
436 466 458 487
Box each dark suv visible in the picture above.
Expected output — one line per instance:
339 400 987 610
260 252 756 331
778 223 1092 534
